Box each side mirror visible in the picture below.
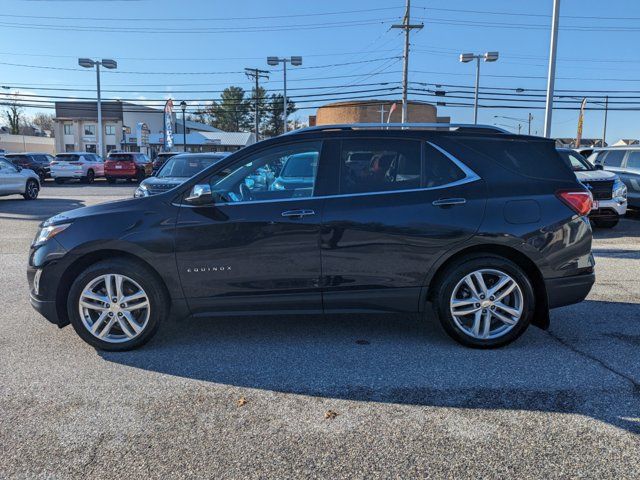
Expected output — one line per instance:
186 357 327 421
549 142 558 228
186 184 213 205
594 164 604 170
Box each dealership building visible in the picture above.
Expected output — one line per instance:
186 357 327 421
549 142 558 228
53 101 254 157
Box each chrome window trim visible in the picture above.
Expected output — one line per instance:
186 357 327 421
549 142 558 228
426 141 481 183
176 142 481 208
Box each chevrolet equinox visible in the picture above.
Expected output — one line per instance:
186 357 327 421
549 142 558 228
28 124 595 350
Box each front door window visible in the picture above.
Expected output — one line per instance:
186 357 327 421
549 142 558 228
207 141 321 204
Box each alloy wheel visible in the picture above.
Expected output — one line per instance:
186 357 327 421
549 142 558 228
26 180 39 199
449 268 523 340
78 273 150 343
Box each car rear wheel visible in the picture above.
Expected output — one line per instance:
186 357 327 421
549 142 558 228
67 259 167 351
433 255 534 348
22 179 39 200
135 169 146 182
54 178 65 184
82 169 95 184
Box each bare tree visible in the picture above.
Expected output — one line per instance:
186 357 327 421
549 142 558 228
31 112 55 137
3 99 23 135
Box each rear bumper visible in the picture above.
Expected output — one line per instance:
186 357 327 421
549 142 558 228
546 271 595 309
51 171 85 179
105 170 137 178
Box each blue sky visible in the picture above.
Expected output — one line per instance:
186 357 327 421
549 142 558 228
1 0 639 142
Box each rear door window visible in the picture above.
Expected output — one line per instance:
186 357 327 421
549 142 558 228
424 143 467 187
339 139 421 194
626 151 640 169
602 150 626 167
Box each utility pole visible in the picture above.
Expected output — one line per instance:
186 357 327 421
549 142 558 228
543 0 561 138
392 0 423 123
602 95 608 146
245 67 269 141
528 112 533 135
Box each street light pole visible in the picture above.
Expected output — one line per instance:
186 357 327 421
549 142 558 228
460 52 499 125
95 62 102 157
544 0 561 138
474 56 481 124
602 95 609 146
267 56 302 135
78 58 117 157
180 101 187 153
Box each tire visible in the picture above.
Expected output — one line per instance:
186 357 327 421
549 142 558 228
135 169 146 182
432 254 535 349
38 170 46 183
22 179 39 200
592 217 619 229
106 177 116 184
82 169 95 184
54 178 66 184
67 258 168 351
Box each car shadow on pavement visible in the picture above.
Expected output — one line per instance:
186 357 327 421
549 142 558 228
0 198 85 221
99 299 640 435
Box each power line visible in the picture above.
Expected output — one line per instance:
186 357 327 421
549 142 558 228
0 6 402 22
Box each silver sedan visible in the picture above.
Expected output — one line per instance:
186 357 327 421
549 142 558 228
0 157 40 200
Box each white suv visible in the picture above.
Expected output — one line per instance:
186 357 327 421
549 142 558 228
51 152 104 184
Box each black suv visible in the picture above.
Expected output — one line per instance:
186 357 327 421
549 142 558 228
6 152 53 182
28 124 595 351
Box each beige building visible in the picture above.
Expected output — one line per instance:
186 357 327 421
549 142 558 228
312 100 449 126
0 134 55 154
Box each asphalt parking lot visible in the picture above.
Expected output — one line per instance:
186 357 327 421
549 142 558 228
1 181 639 479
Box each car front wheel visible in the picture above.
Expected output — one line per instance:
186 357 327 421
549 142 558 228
67 259 167 351
433 255 534 348
592 217 619 229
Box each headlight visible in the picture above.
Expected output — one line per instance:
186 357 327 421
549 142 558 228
270 181 285 191
613 178 627 202
134 184 149 198
34 223 71 246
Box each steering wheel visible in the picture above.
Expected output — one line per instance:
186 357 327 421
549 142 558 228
239 183 253 202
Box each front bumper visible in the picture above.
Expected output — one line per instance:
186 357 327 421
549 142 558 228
30 292 62 326
545 271 595 309
589 198 627 219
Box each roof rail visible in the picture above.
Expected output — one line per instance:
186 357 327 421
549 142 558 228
285 123 510 135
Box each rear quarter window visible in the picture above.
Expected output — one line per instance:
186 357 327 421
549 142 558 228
447 136 574 181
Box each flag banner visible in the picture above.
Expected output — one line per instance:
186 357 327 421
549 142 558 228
164 99 174 151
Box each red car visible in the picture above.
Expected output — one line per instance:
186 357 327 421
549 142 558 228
104 152 153 183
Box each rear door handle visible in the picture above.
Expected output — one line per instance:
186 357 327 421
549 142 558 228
432 198 467 207
281 209 315 218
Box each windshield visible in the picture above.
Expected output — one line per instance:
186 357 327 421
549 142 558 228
558 150 592 172
157 155 220 178
280 153 318 178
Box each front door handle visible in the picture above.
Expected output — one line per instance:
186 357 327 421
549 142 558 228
432 198 467 207
281 209 315 218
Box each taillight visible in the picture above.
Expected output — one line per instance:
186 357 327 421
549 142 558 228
557 190 593 216
50 161 57 166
